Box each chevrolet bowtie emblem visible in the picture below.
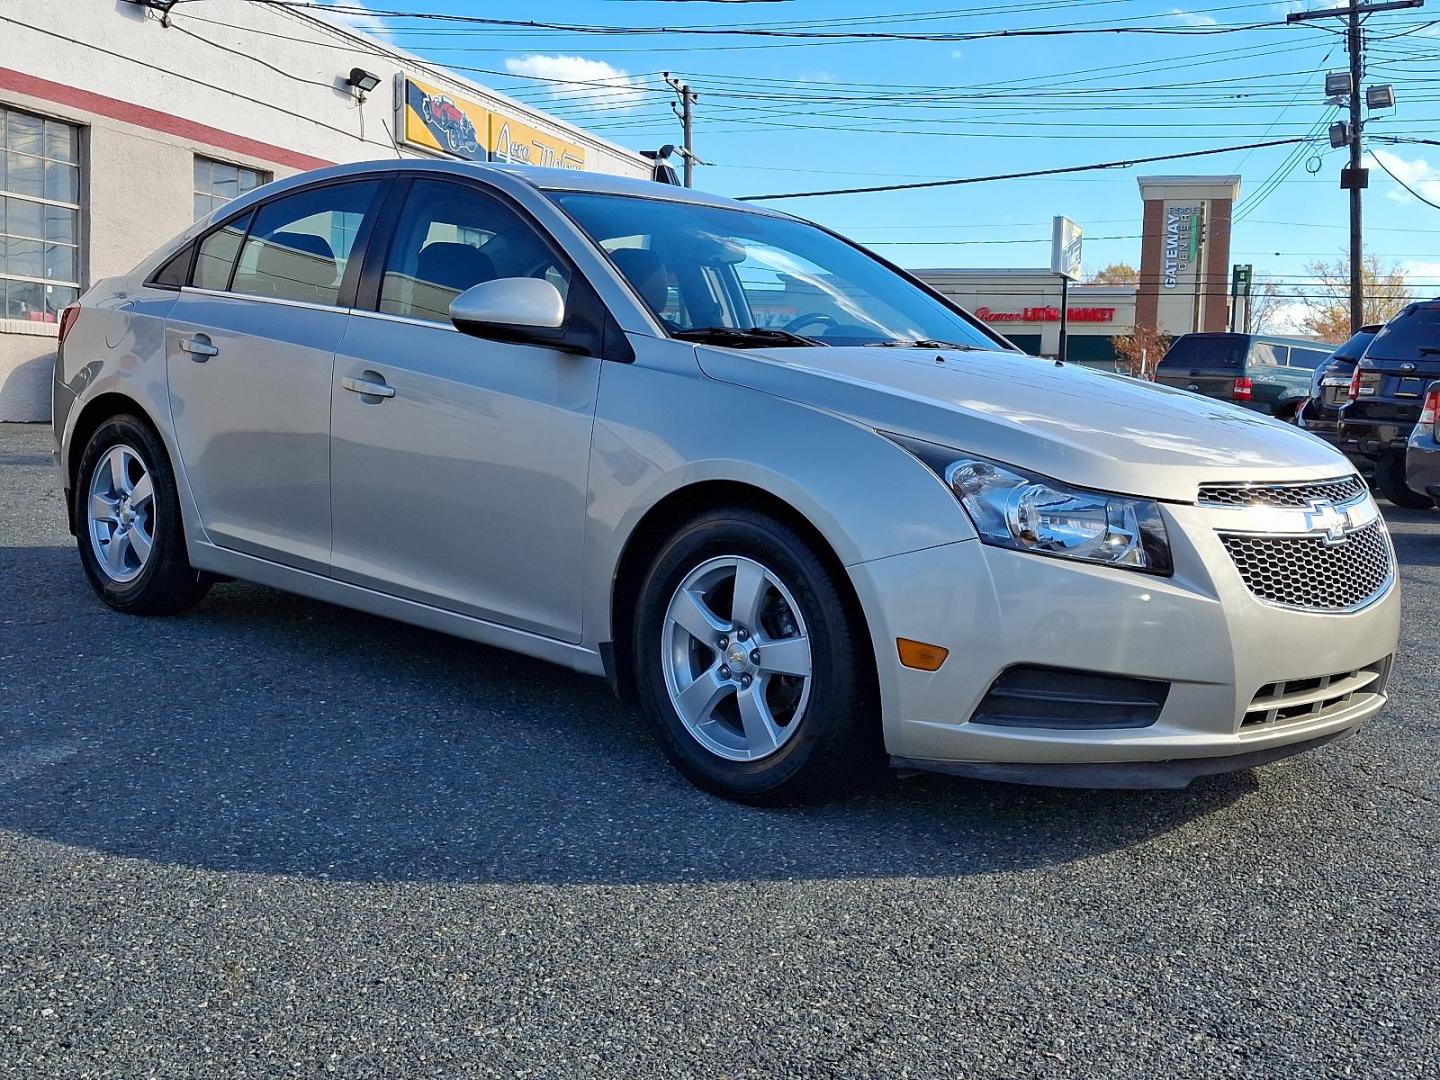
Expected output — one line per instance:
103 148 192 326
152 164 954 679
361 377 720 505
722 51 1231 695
1303 500 1351 543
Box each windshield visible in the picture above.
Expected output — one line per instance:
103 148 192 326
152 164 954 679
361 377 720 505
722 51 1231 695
1158 334 1247 370
1331 329 1377 362
549 191 1003 350
1367 302 1440 363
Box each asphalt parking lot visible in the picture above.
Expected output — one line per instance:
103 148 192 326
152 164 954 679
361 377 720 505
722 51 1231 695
1 420 1437 1079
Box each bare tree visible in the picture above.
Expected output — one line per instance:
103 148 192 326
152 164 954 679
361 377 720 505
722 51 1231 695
1246 279 1283 334
1298 256 1412 342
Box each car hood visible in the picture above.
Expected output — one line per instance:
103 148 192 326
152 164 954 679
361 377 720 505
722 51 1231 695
695 345 1355 503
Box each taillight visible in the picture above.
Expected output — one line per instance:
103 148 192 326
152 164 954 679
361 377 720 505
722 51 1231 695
1420 385 1440 431
1349 366 1363 401
57 304 80 346
1232 376 1253 402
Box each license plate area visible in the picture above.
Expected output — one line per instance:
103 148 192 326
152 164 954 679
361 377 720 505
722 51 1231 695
1396 377 1425 398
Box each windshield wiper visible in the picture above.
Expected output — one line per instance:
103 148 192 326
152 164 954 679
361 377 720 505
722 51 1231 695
866 338 985 351
672 326 824 348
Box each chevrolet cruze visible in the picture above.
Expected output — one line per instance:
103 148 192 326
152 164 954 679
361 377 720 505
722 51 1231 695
52 160 1400 802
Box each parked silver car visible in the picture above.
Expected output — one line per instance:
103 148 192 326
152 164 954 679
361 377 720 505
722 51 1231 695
52 161 1400 801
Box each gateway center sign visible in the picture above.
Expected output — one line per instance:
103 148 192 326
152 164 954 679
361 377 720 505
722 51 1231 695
1163 203 1202 289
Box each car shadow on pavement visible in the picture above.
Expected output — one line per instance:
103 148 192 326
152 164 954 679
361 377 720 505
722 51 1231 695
0 544 1263 887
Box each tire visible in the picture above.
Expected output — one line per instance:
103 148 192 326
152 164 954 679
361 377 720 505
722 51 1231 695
1376 455 1435 509
632 508 881 805
72 414 211 614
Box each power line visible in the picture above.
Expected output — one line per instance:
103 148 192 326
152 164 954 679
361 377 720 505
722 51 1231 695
1370 147 1440 209
735 138 1310 200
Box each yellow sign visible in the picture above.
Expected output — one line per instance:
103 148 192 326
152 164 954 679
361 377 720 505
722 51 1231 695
488 114 585 171
400 77 487 161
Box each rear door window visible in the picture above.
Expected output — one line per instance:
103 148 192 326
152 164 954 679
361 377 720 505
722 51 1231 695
376 178 570 323
231 180 382 306
1367 303 1440 363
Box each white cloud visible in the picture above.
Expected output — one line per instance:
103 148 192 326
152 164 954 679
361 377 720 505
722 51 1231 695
1402 260 1440 281
1267 302 1310 335
503 55 643 111
1372 149 1440 206
1170 8 1219 26
315 0 394 43
950 49 964 60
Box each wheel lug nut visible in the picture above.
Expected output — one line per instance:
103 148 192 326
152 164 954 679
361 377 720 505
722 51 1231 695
736 628 748 641
740 674 752 688
751 651 761 665
718 666 731 679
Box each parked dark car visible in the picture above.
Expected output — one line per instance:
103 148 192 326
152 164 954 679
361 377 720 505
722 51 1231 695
1155 332 1334 417
1296 324 1381 441
1405 384 1440 505
1339 300 1440 508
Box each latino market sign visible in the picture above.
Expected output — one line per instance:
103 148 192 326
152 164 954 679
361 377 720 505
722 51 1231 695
975 306 1117 324
1163 203 1203 289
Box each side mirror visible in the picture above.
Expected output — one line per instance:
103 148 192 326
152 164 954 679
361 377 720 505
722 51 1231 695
449 277 566 347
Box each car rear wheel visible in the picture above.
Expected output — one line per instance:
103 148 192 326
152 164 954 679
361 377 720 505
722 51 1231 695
1376 455 1435 509
74 415 211 614
632 509 881 804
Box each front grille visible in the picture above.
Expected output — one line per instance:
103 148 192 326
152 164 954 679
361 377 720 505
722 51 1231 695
969 665 1169 730
1199 475 1366 508
1220 520 1392 611
1243 659 1390 729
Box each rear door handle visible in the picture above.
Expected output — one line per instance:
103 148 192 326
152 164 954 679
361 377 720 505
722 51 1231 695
179 335 219 360
341 375 396 399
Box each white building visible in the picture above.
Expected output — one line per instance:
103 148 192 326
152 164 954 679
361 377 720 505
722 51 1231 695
0 0 651 420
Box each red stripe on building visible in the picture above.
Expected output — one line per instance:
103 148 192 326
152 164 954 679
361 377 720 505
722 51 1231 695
0 66 334 172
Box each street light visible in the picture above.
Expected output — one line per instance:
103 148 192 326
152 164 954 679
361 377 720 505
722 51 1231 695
1366 84 1397 109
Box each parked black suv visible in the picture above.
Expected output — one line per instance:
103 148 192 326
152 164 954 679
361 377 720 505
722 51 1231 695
1338 300 1440 508
1297 324 1381 442
1155 332 1334 417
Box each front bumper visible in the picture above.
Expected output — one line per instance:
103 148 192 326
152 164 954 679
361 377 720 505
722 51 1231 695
849 501 1400 786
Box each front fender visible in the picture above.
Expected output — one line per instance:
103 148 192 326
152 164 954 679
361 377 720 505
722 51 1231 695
580 338 976 651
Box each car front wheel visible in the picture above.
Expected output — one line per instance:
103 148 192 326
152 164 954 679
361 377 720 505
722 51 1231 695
1377 455 1435 509
632 508 880 804
73 415 210 614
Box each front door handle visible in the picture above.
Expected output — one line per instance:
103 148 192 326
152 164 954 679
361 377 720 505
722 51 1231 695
341 375 396 399
179 335 219 361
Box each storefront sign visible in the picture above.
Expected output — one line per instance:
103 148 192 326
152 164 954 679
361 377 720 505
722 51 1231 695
399 77 487 161
975 306 1117 323
488 114 585 170
1163 204 1202 289
1051 216 1084 281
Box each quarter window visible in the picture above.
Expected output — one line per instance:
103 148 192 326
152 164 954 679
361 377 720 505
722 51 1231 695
194 157 268 222
194 212 251 292
377 178 570 324
1 106 80 322
230 180 380 306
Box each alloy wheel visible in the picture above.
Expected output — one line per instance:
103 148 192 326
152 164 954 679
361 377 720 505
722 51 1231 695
661 555 814 762
87 445 156 584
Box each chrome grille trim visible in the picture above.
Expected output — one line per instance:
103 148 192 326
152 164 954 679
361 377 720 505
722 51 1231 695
1219 520 1393 612
1198 475 1367 508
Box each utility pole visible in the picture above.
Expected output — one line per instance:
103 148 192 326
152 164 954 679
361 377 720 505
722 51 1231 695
1287 0 1422 333
663 73 700 187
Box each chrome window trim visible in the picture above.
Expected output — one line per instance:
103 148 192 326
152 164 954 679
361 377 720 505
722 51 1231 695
181 285 349 316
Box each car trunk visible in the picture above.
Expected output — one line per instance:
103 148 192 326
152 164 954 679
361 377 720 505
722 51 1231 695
1349 304 1440 428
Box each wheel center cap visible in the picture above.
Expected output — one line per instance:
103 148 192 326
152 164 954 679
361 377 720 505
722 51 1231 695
726 641 751 673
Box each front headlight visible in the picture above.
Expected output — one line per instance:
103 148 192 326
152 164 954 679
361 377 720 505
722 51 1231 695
893 437 1173 575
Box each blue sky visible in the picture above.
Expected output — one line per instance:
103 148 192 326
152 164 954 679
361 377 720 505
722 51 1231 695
333 0 1440 317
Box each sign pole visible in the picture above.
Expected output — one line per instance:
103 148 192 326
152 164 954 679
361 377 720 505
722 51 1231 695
1058 274 1069 364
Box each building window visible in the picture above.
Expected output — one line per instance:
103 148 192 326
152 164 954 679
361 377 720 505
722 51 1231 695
1 106 80 323
194 157 268 222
